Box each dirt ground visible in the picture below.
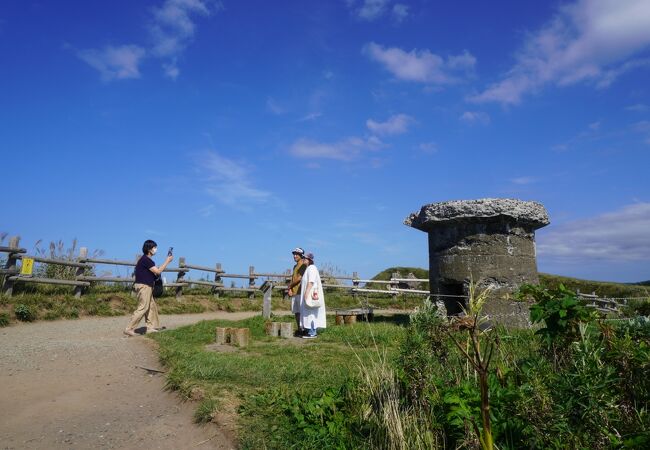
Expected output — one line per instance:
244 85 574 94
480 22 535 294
0 312 259 450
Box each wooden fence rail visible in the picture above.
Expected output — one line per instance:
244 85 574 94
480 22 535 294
0 236 362 300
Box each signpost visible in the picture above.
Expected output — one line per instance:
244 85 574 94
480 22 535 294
260 280 274 319
20 257 34 276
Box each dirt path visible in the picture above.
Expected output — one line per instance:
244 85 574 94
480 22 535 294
0 312 259 450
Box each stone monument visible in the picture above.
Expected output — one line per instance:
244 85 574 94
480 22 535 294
404 198 550 326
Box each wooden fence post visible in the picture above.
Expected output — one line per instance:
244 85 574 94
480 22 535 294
2 236 20 297
391 271 400 300
352 271 359 299
248 265 255 299
73 247 88 298
213 263 222 298
175 257 186 300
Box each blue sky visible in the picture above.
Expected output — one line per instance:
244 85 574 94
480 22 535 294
1 0 650 282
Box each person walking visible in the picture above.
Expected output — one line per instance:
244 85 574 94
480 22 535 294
124 240 172 336
299 252 326 339
287 247 307 335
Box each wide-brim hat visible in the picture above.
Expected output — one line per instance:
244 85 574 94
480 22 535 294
304 252 315 261
292 247 304 255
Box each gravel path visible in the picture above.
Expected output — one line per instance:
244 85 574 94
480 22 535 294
0 312 259 450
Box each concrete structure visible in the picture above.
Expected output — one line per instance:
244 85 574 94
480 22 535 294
405 198 549 325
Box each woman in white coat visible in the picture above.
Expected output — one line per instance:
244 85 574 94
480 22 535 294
299 252 326 338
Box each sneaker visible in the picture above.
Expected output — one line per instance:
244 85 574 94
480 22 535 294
146 328 159 333
302 334 316 339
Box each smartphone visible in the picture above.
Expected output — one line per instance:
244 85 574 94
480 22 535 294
168 247 173 257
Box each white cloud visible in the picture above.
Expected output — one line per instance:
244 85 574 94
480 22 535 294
78 0 218 81
198 204 215 217
511 176 537 185
289 136 383 161
392 4 409 22
538 202 650 262
459 111 491 125
364 42 475 84
266 97 286 115
197 151 271 209
163 60 180 80
348 0 390 21
149 0 219 79
77 45 146 81
347 0 409 22
366 113 414 135
471 0 650 105
298 112 322 122
626 103 648 112
588 120 601 130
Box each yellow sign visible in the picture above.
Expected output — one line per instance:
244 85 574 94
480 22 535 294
20 257 34 276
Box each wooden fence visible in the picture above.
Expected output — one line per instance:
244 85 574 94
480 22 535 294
0 236 361 299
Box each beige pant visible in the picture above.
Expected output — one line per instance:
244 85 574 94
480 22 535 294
127 283 160 330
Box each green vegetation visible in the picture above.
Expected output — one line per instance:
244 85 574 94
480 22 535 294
14 303 37 322
538 273 650 298
154 285 650 449
153 314 402 448
0 290 252 325
0 311 10 327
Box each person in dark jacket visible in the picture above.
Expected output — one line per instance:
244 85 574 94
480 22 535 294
124 240 172 336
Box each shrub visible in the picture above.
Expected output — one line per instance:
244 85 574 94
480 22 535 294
517 283 596 366
14 304 37 322
622 298 650 317
0 312 10 327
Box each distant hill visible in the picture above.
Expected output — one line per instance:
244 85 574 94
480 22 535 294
539 273 650 298
368 268 650 298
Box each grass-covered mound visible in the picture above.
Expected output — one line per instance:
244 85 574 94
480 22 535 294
367 267 650 299
538 273 650 298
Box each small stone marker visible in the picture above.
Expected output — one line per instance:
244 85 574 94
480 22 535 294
280 322 293 338
232 328 250 347
216 327 228 344
215 327 250 347
344 315 357 325
264 322 293 338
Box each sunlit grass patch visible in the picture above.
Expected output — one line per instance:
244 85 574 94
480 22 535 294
151 314 408 448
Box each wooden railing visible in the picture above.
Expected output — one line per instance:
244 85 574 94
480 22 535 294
0 236 360 299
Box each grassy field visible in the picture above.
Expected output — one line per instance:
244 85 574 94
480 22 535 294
152 299 650 449
152 314 409 448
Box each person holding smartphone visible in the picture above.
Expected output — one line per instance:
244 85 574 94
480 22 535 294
124 240 173 336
